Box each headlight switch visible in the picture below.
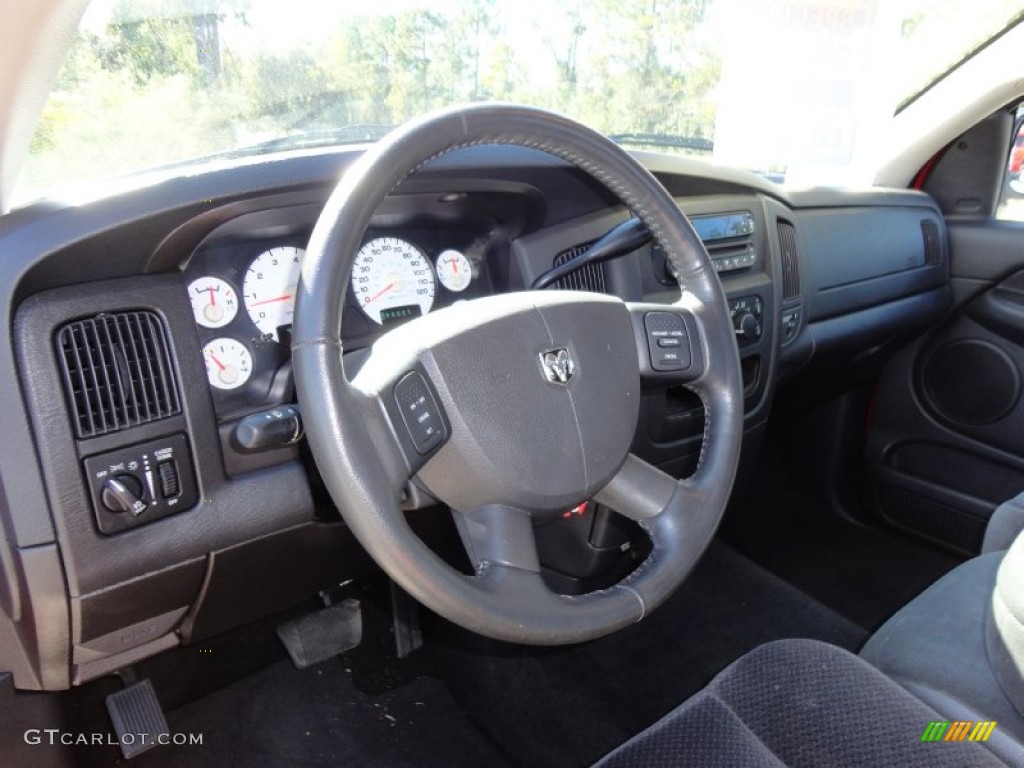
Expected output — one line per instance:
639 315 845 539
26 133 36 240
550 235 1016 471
83 433 198 535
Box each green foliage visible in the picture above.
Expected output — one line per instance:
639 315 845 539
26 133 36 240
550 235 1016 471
97 16 198 85
19 0 720 203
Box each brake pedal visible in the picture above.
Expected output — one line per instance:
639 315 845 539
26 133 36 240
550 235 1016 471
105 679 169 759
276 598 362 669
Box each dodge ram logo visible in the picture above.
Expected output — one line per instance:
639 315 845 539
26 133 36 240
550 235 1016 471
540 347 574 384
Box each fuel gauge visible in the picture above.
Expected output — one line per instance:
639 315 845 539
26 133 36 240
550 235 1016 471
189 277 239 329
202 337 253 390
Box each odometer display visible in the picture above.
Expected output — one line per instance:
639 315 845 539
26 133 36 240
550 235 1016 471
352 237 435 325
380 305 423 326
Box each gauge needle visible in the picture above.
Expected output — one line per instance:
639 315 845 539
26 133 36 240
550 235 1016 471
364 283 395 305
208 286 216 306
208 352 226 371
449 258 458 274
249 293 292 307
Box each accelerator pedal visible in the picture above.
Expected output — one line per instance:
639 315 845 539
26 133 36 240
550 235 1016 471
276 598 362 669
105 679 169 759
391 580 423 659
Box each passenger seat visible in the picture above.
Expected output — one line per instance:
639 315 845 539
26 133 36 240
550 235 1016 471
860 491 1024 754
984 490 1024 554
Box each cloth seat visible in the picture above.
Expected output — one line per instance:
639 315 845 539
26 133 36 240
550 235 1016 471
861 526 1024 753
860 550 1024 746
983 490 1024 554
596 638 1022 767
599 522 1024 767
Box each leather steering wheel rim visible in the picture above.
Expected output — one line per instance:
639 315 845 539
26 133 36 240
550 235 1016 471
292 104 743 645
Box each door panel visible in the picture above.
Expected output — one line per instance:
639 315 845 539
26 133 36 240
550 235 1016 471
865 224 1024 554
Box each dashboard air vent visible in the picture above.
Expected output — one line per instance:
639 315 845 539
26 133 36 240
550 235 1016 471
921 220 941 265
551 242 606 293
776 219 801 300
56 311 182 439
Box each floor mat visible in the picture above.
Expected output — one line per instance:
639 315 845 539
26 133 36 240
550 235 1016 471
132 659 511 768
722 450 963 631
427 541 867 768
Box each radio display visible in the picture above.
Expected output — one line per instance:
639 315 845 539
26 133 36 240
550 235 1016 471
691 212 755 242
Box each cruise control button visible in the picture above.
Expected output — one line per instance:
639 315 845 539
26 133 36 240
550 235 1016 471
643 312 691 371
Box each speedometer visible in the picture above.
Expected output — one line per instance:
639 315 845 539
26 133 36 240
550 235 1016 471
243 246 304 341
352 237 435 325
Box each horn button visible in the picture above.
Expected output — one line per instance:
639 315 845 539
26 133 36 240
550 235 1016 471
412 292 641 514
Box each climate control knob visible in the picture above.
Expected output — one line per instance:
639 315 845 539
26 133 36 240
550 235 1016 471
734 312 761 342
101 474 147 516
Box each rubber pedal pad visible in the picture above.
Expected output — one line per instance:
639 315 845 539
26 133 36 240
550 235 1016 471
104 679 169 759
276 598 362 669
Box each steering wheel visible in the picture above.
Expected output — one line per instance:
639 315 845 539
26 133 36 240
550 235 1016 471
292 104 743 645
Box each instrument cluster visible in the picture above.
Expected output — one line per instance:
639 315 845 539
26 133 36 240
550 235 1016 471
183 227 493 416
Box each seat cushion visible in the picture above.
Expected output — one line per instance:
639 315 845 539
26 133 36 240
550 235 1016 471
860 549 1024 762
983 490 1024 554
596 639 1016 767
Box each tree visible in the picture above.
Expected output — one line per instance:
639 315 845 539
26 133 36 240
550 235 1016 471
98 11 196 85
99 0 249 86
461 0 499 100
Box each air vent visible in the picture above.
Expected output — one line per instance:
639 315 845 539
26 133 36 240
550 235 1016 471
551 242 606 293
56 311 182 439
776 219 801 300
921 219 941 265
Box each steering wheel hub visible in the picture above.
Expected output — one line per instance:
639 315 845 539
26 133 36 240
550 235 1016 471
379 291 642 515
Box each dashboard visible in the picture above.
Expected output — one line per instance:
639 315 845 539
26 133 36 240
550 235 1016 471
0 143 952 691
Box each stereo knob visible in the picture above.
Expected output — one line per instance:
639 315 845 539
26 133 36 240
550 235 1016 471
734 311 760 341
101 474 148 516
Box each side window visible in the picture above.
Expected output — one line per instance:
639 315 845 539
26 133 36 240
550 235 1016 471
997 106 1024 220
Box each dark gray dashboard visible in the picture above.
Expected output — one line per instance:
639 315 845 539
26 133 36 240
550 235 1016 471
0 144 951 690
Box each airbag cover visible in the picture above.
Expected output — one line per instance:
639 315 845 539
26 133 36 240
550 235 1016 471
390 291 640 512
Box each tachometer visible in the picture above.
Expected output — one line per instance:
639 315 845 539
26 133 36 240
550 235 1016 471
243 246 304 341
352 237 435 325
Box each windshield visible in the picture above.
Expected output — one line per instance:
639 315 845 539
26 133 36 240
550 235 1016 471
14 0 1024 205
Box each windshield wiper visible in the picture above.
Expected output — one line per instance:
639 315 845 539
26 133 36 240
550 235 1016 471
143 125 397 174
233 125 397 155
609 133 713 153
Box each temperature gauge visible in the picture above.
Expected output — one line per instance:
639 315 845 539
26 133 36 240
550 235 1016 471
202 337 253 390
435 250 472 292
188 277 239 329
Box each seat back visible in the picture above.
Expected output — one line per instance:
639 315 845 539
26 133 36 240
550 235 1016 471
989 528 1024 718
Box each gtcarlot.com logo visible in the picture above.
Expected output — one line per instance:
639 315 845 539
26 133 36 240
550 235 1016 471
24 729 203 747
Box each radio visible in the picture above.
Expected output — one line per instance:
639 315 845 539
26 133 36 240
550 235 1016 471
657 211 757 284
